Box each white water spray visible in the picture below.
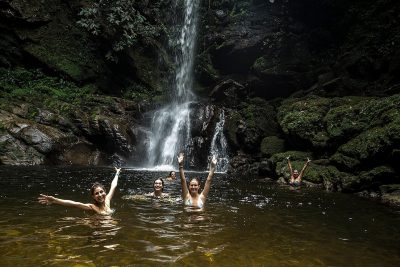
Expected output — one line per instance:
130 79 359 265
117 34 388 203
209 110 229 172
146 0 200 169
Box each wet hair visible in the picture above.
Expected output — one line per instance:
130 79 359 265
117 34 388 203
168 171 175 177
153 178 165 191
90 182 106 195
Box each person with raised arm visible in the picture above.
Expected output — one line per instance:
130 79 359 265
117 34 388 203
287 156 311 186
178 153 217 209
38 167 122 215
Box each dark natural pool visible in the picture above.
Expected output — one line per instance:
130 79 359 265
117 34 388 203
0 166 399 266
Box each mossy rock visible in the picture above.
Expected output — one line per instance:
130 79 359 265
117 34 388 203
22 21 101 82
305 164 351 187
381 194 400 207
260 136 285 157
325 95 400 142
277 96 336 148
341 166 397 192
241 98 279 135
225 110 242 149
331 120 400 170
329 153 361 171
323 96 370 140
194 52 220 86
277 94 400 153
252 56 276 75
380 184 400 194
225 98 279 152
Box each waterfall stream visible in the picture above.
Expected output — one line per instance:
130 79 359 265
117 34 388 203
209 110 229 172
145 0 229 172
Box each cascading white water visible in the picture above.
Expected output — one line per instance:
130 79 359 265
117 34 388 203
146 0 199 169
209 110 229 172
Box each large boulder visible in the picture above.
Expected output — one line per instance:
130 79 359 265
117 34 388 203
225 97 280 153
260 136 285 158
341 166 398 192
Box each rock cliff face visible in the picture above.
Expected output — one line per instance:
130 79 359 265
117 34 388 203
0 0 399 204
194 0 400 204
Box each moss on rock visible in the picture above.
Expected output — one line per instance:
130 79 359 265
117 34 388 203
277 96 335 148
260 136 285 157
341 166 397 192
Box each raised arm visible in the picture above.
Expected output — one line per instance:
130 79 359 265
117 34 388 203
201 156 217 198
106 167 121 202
178 153 189 198
299 158 311 178
38 194 93 211
287 156 293 175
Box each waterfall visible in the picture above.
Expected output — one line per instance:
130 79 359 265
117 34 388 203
143 0 230 172
209 110 229 172
146 0 199 169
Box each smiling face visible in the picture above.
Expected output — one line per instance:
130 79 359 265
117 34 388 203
170 171 176 179
92 186 107 204
293 170 299 178
153 179 164 192
189 178 200 195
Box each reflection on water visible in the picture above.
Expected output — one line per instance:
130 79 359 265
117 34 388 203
0 166 399 266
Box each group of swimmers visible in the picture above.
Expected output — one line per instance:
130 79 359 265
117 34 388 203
38 153 217 215
38 153 311 215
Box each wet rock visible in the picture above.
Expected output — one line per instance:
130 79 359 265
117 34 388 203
260 136 285 157
225 97 279 153
341 166 397 193
227 152 256 178
258 160 274 177
209 79 246 106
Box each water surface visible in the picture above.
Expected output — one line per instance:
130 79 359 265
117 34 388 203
0 166 399 266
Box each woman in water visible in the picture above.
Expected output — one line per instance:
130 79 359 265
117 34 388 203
287 156 311 186
145 178 169 198
166 171 177 181
38 167 121 215
177 153 217 209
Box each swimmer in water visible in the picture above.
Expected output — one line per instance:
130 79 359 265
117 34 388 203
38 167 121 215
177 152 217 209
287 156 311 186
166 171 176 181
145 178 169 198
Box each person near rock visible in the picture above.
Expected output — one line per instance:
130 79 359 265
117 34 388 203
145 178 169 198
287 156 311 186
166 171 177 181
177 152 217 209
38 167 121 215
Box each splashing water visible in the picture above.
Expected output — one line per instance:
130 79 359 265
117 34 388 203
146 0 200 169
209 110 229 172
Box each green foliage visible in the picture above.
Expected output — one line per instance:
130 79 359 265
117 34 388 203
123 83 155 102
77 0 159 60
0 68 97 114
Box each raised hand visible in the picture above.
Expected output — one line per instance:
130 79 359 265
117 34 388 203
286 155 290 160
210 155 217 168
307 158 311 163
115 167 121 174
177 152 184 166
38 194 55 205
